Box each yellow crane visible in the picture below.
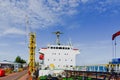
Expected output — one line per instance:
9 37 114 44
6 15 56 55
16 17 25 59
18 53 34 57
25 15 36 75
28 32 36 75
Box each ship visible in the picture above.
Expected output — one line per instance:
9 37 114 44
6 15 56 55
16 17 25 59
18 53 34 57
38 31 80 76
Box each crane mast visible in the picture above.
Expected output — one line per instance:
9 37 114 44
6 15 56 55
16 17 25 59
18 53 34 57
25 15 36 75
28 32 36 75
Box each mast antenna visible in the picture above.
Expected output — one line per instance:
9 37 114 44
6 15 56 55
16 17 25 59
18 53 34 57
53 31 63 45
69 38 72 46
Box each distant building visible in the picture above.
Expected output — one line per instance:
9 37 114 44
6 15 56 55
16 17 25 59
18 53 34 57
0 61 21 71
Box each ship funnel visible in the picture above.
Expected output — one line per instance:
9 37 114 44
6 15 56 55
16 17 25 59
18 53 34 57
53 31 63 45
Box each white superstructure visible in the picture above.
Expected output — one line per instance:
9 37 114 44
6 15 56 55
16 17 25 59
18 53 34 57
39 31 80 70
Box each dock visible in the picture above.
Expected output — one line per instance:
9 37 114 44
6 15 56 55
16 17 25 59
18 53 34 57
64 70 120 80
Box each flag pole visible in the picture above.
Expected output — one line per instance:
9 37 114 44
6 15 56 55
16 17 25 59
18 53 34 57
115 38 117 59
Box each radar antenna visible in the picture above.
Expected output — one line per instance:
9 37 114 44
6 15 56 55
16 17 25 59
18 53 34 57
53 31 63 45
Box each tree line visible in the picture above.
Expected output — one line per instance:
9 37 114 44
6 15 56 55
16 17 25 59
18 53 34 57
14 56 26 64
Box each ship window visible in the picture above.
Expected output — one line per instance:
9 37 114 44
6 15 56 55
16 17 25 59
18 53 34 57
52 53 56 55
58 65 60 67
53 59 56 61
56 47 58 49
59 47 62 49
48 59 49 61
51 47 53 49
59 59 61 61
71 59 72 61
65 53 68 55
65 47 67 49
68 48 70 49
59 53 60 55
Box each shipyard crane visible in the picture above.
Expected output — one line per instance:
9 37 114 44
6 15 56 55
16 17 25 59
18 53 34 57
26 15 36 76
28 32 36 75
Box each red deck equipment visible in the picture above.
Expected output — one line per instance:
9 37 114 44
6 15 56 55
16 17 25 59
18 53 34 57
0 69 5 77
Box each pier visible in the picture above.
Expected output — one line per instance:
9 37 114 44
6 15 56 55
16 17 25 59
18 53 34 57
64 70 120 80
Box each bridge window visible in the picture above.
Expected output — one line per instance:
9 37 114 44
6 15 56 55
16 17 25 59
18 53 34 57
48 59 49 61
53 59 56 61
52 53 56 55
59 47 62 49
65 47 67 49
56 47 58 49
59 59 61 61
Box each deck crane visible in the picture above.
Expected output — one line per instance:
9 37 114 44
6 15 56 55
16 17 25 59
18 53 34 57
26 15 36 76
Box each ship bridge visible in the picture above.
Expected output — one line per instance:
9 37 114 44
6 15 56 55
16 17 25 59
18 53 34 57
47 44 73 50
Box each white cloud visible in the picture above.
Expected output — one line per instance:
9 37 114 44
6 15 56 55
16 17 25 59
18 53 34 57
2 28 25 36
0 43 9 47
81 0 88 3
17 42 26 45
45 0 81 15
79 40 112 50
0 0 82 36
68 22 81 29
0 0 119 36
76 40 114 65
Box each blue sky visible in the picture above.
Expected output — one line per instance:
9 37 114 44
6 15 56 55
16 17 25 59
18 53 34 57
0 0 120 66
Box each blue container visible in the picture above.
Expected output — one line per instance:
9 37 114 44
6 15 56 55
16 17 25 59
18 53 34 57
112 58 120 64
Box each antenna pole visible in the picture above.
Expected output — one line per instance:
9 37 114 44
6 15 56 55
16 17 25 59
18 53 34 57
115 38 117 59
56 32 60 45
112 40 114 59
53 31 62 45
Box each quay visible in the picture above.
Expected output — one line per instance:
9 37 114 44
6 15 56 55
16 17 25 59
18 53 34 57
64 70 120 80
0 70 28 80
